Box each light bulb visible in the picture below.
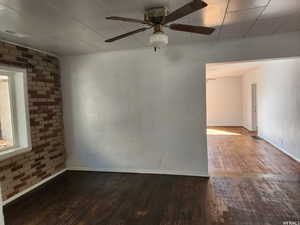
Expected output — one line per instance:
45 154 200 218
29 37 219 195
149 32 168 51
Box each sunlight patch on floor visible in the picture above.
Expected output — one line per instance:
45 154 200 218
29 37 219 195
207 128 241 136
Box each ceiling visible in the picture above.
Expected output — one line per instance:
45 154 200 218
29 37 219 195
206 61 261 78
0 0 299 56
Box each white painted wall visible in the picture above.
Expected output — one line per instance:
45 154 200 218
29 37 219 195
242 58 300 162
62 31 300 176
62 49 208 176
207 76 242 126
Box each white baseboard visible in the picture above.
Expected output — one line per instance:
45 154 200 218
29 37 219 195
3 169 67 206
207 123 243 127
260 135 300 163
242 126 255 132
67 167 209 178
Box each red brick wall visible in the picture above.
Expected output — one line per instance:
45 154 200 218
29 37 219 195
0 41 65 200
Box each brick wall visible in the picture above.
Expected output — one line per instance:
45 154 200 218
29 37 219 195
0 41 65 201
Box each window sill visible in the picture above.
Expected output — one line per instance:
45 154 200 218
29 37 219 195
0 146 32 161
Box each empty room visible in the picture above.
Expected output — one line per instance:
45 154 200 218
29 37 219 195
0 0 299 225
206 59 300 176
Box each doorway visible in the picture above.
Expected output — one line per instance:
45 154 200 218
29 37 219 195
206 57 300 175
251 83 258 133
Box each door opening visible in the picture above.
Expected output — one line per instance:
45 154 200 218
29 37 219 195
251 83 258 133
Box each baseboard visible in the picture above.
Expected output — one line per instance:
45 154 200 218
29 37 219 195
207 124 243 127
242 126 255 132
3 169 67 206
259 135 300 163
208 126 243 128
67 167 209 178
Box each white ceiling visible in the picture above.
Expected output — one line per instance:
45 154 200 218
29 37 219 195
206 61 261 78
0 0 299 56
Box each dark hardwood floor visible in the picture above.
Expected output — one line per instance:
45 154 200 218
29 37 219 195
4 127 300 225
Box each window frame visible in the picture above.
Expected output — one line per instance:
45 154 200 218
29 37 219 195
0 72 18 151
0 65 31 161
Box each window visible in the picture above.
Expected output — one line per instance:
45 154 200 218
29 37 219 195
0 66 31 160
0 75 15 150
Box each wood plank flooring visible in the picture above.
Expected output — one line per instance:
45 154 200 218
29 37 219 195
208 126 300 176
4 127 300 225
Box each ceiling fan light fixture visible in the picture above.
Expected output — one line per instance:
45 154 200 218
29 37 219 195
149 32 168 51
105 1 214 49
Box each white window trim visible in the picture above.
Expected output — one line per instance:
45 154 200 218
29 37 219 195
0 73 18 151
0 65 31 161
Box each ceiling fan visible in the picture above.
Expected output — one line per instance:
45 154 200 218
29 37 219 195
105 0 215 51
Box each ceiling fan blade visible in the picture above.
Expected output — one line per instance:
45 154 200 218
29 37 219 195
105 27 150 43
106 16 153 26
163 0 208 25
169 23 215 35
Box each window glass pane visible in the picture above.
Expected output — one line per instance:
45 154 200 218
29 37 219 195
0 75 14 150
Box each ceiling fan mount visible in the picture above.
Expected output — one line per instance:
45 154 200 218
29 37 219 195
105 0 215 51
144 7 169 24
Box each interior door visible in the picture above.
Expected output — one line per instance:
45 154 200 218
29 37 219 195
251 83 257 132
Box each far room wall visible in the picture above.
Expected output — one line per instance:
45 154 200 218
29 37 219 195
206 76 242 126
